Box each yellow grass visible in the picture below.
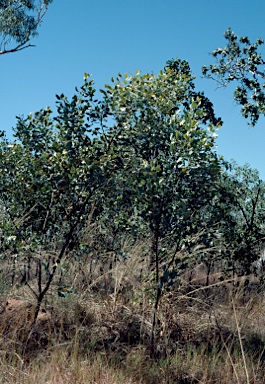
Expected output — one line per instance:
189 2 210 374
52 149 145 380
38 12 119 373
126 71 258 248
1 238 265 383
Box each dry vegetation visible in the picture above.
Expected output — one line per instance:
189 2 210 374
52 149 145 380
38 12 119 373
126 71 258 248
0 237 265 384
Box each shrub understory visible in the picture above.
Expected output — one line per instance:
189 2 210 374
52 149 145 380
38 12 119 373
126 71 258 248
0 238 265 384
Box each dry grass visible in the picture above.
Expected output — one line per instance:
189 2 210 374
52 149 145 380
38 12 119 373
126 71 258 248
0 239 265 383
0 350 142 384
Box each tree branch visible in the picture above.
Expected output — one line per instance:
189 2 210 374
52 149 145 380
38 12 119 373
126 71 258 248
0 42 35 55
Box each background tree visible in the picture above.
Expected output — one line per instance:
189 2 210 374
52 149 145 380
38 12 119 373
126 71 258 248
202 28 265 126
201 28 265 274
203 161 265 276
0 0 52 55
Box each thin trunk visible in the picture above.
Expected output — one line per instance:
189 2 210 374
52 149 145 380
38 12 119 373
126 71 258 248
150 224 161 356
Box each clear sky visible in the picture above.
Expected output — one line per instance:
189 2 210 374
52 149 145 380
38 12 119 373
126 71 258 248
1 0 265 178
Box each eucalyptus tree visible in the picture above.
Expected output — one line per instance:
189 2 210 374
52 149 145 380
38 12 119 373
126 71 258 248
0 0 52 55
202 28 265 126
97 59 223 351
0 73 110 318
217 162 265 275
101 58 222 259
0 58 224 335
1 57 239 343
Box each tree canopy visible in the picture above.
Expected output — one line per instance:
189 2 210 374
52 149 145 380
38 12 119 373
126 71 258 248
0 50 265 356
0 0 52 55
1 58 264 299
202 28 265 126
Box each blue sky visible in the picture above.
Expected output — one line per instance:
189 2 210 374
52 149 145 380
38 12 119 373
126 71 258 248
1 0 265 178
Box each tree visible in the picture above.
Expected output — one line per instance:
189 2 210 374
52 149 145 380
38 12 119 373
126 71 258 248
0 0 52 55
202 28 265 126
2 54 264 355
0 60 224 343
0 73 110 319
216 161 265 275
98 59 223 352
100 58 222 260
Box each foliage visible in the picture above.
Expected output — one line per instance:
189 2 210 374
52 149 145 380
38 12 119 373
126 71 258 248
1 57 265 335
0 0 52 54
93 59 224 351
0 74 111 317
0 75 105 246
202 27 265 125
101 59 222 247
217 162 265 274
201 28 265 273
